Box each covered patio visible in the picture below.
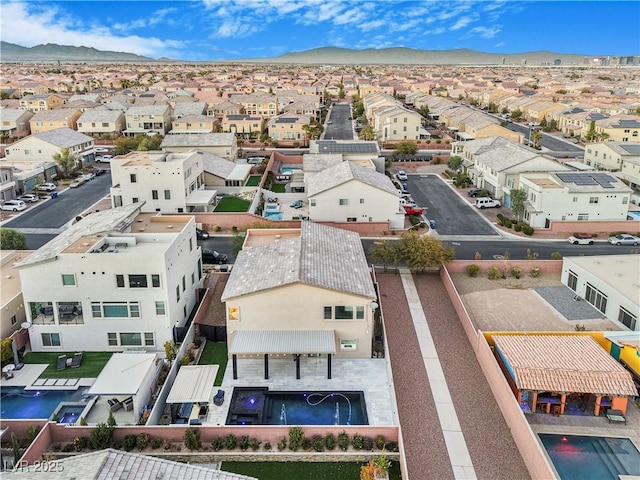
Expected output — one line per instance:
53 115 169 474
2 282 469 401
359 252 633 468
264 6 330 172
229 330 336 380
492 335 637 417
186 189 217 213
165 365 218 424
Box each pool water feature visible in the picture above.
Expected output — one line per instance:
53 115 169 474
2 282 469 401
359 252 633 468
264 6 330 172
53 404 87 424
539 434 640 480
226 388 368 425
264 212 283 220
1 387 86 419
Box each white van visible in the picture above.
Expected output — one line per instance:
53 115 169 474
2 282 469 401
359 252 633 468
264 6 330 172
475 198 501 209
96 155 113 163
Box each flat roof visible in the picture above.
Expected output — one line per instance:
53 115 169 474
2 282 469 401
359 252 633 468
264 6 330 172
243 228 301 249
166 365 218 404
186 189 217 205
87 353 156 396
229 330 336 355
0 250 35 306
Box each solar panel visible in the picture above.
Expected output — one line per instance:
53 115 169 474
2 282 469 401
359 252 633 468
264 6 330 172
557 172 618 188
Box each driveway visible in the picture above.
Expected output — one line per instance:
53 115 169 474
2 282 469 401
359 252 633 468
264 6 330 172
405 174 499 236
324 103 354 140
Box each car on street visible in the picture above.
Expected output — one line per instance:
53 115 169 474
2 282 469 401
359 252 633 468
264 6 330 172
468 188 490 197
402 203 424 215
69 178 85 188
35 183 57 192
94 169 106 176
196 228 209 240
202 248 228 264
83 172 96 182
18 194 39 203
0 199 27 211
568 234 594 245
475 198 501 209
396 171 408 181
607 234 640 246
290 200 304 209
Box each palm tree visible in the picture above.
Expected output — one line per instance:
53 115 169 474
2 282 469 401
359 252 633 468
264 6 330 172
52 148 76 177
531 130 543 149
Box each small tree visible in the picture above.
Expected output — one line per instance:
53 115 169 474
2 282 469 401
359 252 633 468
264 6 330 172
52 147 76 177
288 426 305 452
397 232 455 273
1 337 14 364
509 188 528 219
107 410 117 427
90 423 114 450
370 239 399 272
392 140 418 160
184 427 201 451
164 340 177 362
447 155 463 171
585 120 598 142
0 228 28 250
11 432 21 463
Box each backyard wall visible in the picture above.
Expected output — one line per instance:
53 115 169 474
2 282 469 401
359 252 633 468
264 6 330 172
546 220 639 236
439 265 557 480
443 259 563 275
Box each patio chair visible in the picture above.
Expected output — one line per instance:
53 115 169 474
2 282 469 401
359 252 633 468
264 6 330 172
606 409 627 425
108 398 122 412
214 389 225 406
122 396 134 411
56 355 67 371
69 352 83 368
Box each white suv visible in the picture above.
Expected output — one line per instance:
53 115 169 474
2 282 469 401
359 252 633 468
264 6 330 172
0 200 27 211
35 183 57 192
475 198 501 209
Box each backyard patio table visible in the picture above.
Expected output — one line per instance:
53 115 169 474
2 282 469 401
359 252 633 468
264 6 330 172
537 396 561 414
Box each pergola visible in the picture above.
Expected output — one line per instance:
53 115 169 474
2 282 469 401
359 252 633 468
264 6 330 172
493 335 637 416
229 330 336 380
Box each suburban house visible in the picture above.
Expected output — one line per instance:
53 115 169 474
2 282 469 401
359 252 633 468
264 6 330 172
220 114 265 138
221 222 378 380
586 115 640 143
19 94 64 112
0 159 58 193
170 114 217 134
0 166 17 200
267 113 311 141
308 140 382 166
516 171 632 227
583 142 640 191
14 204 203 352
373 105 423 142
441 107 522 143
29 108 82 134
202 152 251 187
228 93 279 117
161 133 238 160
77 109 126 136
206 100 245 118
561 255 640 331
0 250 34 338
124 104 172 136
0 108 34 138
4 127 95 167
306 161 404 229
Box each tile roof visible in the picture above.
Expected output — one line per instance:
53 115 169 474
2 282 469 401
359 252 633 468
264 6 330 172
161 133 235 147
202 151 236 178
221 222 376 301
306 160 398 197
33 127 94 148
492 335 637 396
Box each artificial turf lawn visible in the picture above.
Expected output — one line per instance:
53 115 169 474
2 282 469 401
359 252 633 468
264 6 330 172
245 175 262 187
197 342 228 386
21 351 113 378
214 196 251 212
222 461 402 479
271 183 286 193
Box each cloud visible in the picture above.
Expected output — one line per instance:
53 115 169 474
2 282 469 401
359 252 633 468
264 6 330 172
450 16 473 31
469 26 501 39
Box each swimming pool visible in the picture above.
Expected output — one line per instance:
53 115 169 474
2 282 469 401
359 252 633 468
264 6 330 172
226 388 368 425
265 204 280 212
1 387 86 419
54 404 87 424
539 434 640 480
264 211 283 220
280 168 293 175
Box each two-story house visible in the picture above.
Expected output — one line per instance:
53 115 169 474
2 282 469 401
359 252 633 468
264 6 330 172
373 105 422 142
221 114 265 138
161 133 238 160
77 109 126 136
0 109 34 138
19 94 64 112
267 113 311 141
583 142 640 192
29 108 82 134
170 114 217 134
15 204 203 352
124 104 172 136
0 250 34 338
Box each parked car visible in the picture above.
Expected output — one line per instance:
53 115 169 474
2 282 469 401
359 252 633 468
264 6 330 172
196 228 209 240
402 203 423 215
18 194 39 203
83 172 96 182
608 234 640 246
94 168 106 176
95 147 111 153
0 200 27 211
96 155 113 163
396 170 408 181
475 198 501 209
202 249 228 264
568 234 594 245
290 200 304 209
69 178 85 188
35 183 56 192
468 188 490 197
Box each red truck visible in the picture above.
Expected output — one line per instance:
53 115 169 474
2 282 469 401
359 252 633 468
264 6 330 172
402 203 423 215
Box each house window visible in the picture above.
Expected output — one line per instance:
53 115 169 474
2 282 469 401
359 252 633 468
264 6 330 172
347 217 357 222
132 197 139 203
130 174 137 183
339 199 349 206
335 306 354 320
228 306 240 320
340 339 357 350
310 199 316 206
120 333 142 346
622 197 628 204
360 198 365 204
130 303 140 318
10 315 17 325
92 301 140 318
144 333 155 346
152 190 158 200
155 301 166 315
356 306 365 319
589 197 599 204
107 333 117 346
151 274 160 287
91 303 102 318
567 270 578 291
324 306 332 320
41 333 61 347
61 274 76 286
618 307 637 330
182 275 186 292
116 274 125 288
577 214 589 221
164 190 171 200
176 285 180 302
189 238 193 252
585 283 607 314
128 274 148 288
572 197 578 202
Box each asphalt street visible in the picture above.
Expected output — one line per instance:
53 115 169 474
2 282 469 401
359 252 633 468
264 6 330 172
504 122 584 156
324 103 354 140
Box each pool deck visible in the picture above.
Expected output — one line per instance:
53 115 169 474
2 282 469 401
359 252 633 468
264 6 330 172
0 364 94 391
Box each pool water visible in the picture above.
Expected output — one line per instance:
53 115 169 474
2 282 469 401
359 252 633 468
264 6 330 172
1 387 85 419
265 204 280 211
56 405 86 424
280 168 293 175
539 434 640 480
264 211 283 220
227 388 368 425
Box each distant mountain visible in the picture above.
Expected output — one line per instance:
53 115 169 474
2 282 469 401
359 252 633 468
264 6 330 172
0 41 153 62
264 47 588 65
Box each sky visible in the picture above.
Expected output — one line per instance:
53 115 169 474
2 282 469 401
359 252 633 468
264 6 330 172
1 0 638 61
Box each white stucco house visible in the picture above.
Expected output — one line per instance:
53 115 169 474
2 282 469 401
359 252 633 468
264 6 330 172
15 204 203 352
305 161 404 229
4 127 95 167
221 222 378 379
583 141 640 191
161 133 238 160
561 255 639 331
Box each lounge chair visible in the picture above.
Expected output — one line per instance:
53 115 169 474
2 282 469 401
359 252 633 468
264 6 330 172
214 389 225 406
69 352 83 368
108 398 122 412
606 409 627 425
122 396 134 411
56 355 67 371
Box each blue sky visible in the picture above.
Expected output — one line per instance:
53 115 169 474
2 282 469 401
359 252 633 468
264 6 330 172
1 1 638 61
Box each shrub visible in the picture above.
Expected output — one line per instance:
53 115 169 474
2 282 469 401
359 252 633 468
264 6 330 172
522 224 534 235
385 441 399 452
90 423 114 450
362 436 374 451
277 437 287 451
61 443 75 453
325 433 337 450
467 264 480 277
375 435 386 450
163 439 172 451
550 251 562 260
184 427 201 451
263 441 272 451
312 434 325 452
123 435 137 452
225 433 237 450
497 213 505 222
249 438 261 451
525 249 539 260
352 433 364 450
136 433 149 451
211 437 224 451
239 435 250 451
79 417 88 426
338 431 350 451
26 426 40 444
107 410 117 427
503 219 512 228
164 340 177 362
510 267 521 279
514 223 522 232
214 225 222 232
289 426 305 452
73 436 88 452
530 267 541 278
231 226 238 233
151 438 163 449
487 266 501 280
51 443 61 452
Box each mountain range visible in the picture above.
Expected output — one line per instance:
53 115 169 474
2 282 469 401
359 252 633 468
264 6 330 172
0 41 594 65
